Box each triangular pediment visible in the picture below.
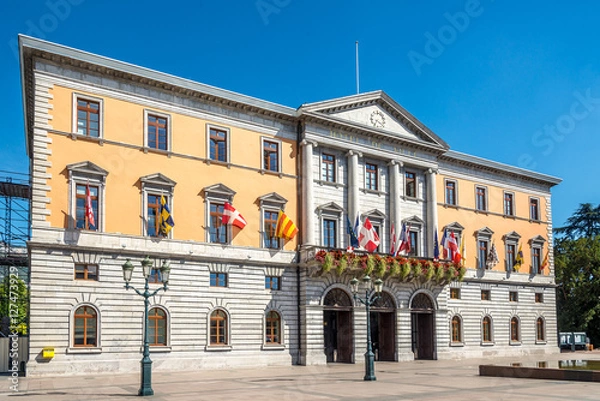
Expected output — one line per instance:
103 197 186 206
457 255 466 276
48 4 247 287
444 222 465 231
364 209 387 220
503 231 521 241
476 227 494 236
140 173 177 188
258 192 288 206
67 161 108 177
317 202 345 215
202 183 236 198
403 215 424 226
300 91 449 150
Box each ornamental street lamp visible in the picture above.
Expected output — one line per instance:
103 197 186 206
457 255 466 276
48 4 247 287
122 256 171 396
350 275 383 381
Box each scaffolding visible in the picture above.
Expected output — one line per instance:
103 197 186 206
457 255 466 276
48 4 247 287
0 171 30 337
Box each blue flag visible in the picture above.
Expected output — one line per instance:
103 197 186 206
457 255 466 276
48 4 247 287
433 229 440 260
159 195 175 236
346 215 359 248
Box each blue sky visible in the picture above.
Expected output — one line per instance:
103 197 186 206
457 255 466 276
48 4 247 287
2 0 599 228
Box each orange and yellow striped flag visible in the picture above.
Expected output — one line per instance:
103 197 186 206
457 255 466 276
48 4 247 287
275 210 298 240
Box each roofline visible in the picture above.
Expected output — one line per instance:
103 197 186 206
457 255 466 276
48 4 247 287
442 150 562 186
18 35 297 154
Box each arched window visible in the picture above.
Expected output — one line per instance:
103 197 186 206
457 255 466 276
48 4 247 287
482 316 493 343
148 307 167 346
451 315 462 343
210 309 228 345
510 317 520 342
536 317 545 342
73 305 97 347
265 311 281 344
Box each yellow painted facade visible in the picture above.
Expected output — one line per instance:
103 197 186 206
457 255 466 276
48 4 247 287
437 174 549 274
45 84 299 249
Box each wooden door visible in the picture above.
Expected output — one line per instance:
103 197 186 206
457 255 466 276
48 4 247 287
378 312 396 361
415 313 434 360
336 311 353 363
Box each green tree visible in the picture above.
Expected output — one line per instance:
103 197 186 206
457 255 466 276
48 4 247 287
554 203 600 239
0 275 29 335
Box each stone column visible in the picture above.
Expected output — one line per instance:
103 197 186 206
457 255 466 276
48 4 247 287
388 160 402 237
346 150 362 221
300 140 317 246
426 168 439 258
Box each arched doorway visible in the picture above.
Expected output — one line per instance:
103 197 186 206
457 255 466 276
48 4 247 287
323 288 354 363
410 292 436 360
371 292 397 361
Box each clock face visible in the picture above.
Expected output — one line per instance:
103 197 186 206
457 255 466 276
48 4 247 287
370 110 386 128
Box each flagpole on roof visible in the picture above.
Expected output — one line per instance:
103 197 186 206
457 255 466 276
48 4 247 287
355 41 360 94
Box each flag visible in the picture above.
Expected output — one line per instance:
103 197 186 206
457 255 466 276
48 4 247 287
390 223 397 256
433 230 440 261
275 210 298 240
222 202 247 229
358 217 380 253
441 229 458 260
486 242 499 269
450 232 461 264
515 243 524 267
440 229 448 259
85 183 96 229
346 215 359 248
460 235 466 267
159 195 174 236
397 223 411 255
540 251 549 271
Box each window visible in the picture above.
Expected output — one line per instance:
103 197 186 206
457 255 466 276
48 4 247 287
209 127 228 162
263 139 280 172
504 192 514 216
323 219 337 248
265 311 281 344
482 316 493 343
75 264 98 281
451 316 462 343
478 240 489 269
445 180 457 205
475 186 487 211
73 306 97 347
321 153 336 182
75 184 99 230
146 194 165 237
210 309 228 345
210 272 228 287
510 317 520 342
530 198 540 221
535 293 544 303
506 243 516 272
450 288 461 299
147 114 168 151
148 267 162 284
536 318 545 342
409 230 419 257
509 291 518 302
481 290 491 301
148 307 167 346
532 247 541 274
209 203 228 244
76 98 100 137
405 172 416 198
365 163 378 191
263 210 280 249
265 276 281 290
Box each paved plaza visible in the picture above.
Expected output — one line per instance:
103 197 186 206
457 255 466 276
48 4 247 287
1 351 599 400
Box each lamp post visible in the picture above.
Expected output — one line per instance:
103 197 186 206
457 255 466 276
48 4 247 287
122 256 171 397
350 275 383 381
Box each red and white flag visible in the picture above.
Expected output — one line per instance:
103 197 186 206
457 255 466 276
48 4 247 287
397 223 411 255
358 217 380 253
85 183 96 229
222 202 247 229
441 229 459 260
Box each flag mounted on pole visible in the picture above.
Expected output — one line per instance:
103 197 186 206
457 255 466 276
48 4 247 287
397 223 411 255
486 242 499 269
540 250 549 271
346 215 359 248
222 202 247 229
515 243 524 268
460 235 466 267
390 223 397 256
159 195 175 236
275 210 298 241
358 217 380 253
85 183 96 230
433 229 440 261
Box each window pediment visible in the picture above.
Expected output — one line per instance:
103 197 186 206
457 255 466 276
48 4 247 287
444 222 464 231
202 183 236 200
529 235 546 246
476 227 494 238
503 231 521 242
403 215 424 226
141 173 177 191
317 202 344 216
258 192 288 207
365 209 387 220
67 161 108 182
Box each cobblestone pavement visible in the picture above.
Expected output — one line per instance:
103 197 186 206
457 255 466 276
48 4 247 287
1 351 599 400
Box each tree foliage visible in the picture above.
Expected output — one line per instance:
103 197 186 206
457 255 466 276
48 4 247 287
554 203 600 346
